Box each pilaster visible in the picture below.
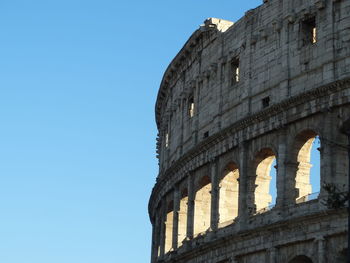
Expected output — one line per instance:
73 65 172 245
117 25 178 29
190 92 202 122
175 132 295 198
159 201 166 257
269 247 277 263
284 161 299 206
238 141 249 229
276 129 287 208
151 216 160 263
172 185 180 250
186 172 195 239
316 236 326 263
210 158 219 231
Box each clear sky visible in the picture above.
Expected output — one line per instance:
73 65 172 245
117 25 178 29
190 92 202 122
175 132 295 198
0 1 320 263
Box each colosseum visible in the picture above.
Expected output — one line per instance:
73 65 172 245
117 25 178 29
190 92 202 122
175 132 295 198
149 0 350 262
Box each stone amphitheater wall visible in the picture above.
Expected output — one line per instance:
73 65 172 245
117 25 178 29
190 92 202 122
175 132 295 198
149 0 350 262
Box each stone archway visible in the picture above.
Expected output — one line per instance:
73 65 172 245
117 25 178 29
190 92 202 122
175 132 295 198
194 175 211 235
293 130 320 202
218 162 240 226
253 148 276 213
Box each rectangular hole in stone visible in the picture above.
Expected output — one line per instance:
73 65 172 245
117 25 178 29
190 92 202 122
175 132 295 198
262 96 270 108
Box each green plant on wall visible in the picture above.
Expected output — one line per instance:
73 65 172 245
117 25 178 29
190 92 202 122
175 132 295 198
322 183 348 209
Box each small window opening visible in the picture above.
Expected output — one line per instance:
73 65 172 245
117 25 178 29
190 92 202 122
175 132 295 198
262 96 270 108
165 133 169 148
188 97 195 118
312 26 317 44
203 131 209 138
231 58 240 84
302 16 317 45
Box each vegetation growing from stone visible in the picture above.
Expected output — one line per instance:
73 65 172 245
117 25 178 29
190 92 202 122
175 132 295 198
322 183 348 209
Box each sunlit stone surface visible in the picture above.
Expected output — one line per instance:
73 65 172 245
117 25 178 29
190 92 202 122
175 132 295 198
149 0 350 262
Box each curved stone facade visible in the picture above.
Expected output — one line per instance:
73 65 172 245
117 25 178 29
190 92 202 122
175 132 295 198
149 1 350 262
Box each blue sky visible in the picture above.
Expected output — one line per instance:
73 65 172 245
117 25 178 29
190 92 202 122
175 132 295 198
0 1 321 262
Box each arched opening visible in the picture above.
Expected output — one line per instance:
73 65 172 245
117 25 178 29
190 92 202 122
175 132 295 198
218 162 239 225
270 158 277 206
289 255 313 263
164 200 173 253
310 136 321 194
254 148 277 213
294 130 320 203
177 188 188 247
194 175 211 235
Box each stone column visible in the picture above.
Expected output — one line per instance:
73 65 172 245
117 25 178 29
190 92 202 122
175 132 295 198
276 129 287 208
316 236 326 263
319 116 333 200
159 201 166 257
210 158 219 231
243 140 257 216
150 224 155 263
150 216 159 263
179 95 185 156
217 56 227 131
238 141 249 229
284 161 299 207
186 172 195 239
329 0 337 81
192 82 200 145
282 0 293 97
166 120 171 165
172 185 180 250
269 247 277 263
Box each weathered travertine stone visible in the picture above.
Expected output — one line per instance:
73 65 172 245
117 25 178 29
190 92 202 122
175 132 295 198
149 0 349 262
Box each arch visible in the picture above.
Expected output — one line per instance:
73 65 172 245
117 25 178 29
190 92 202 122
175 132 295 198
254 148 276 213
164 200 174 253
194 175 212 235
218 162 239 225
293 130 320 202
177 188 188 247
288 255 313 263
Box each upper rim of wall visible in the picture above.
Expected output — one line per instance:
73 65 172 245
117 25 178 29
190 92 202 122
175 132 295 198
154 17 234 129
